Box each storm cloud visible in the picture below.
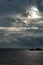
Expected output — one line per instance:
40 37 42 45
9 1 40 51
0 0 43 48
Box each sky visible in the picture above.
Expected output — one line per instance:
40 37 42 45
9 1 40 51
0 0 43 48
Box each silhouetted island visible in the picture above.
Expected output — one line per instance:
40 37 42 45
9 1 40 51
29 49 35 51
35 48 42 51
29 48 43 51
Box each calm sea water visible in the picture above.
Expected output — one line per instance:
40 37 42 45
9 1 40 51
0 49 43 65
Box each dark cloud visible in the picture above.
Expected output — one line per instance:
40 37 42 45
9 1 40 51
0 0 43 27
0 0 43 48
0 0 43 15
0 16 12 27
0 0 34 27
0 35 43 48
0 30 43 48
36 0 43 12
0 0 33 14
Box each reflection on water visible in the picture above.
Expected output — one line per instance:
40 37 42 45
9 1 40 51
0 49 43 65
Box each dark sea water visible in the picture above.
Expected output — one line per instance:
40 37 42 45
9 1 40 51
0 49 43 65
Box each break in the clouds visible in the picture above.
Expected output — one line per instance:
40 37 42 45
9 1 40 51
0 0 43 27
0 0 43 48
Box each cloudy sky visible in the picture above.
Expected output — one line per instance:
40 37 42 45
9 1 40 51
0 0 43 48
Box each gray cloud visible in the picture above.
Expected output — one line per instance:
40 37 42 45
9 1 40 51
0 29 43 48
0 0 33 14
0 0 43 27
0 0 43 48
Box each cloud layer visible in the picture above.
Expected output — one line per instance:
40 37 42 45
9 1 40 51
0 0 43 48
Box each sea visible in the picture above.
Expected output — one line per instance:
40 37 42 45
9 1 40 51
0 49 43 65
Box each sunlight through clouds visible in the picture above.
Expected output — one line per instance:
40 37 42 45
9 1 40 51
26 6 42 19
0 0 43 48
